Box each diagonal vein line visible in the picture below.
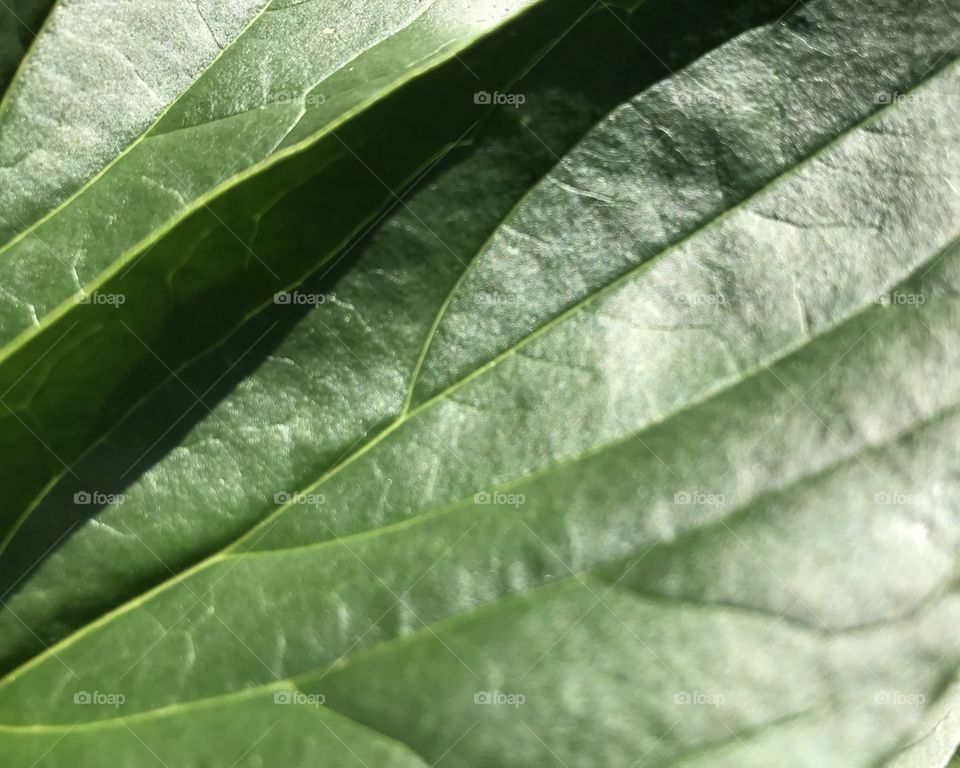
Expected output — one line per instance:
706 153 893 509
318 59 960 523
244 282 957 565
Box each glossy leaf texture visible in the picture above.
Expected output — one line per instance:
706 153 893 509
3 0 960 765
0 0 810 668
0 0 595 547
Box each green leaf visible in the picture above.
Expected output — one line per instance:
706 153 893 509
0 0 54 95
3 0 960 764
881 690 960 768
0 0 587 547
0 0 801 670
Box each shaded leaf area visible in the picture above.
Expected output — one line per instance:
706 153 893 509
0 0 807 671
2 0 960 764
0 0 54 95
0 0 587 544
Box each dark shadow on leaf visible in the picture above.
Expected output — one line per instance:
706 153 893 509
0 0 58 97
0 0 810 667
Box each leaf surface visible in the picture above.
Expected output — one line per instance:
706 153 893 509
0 0 583 546
2 0 960 764
0 0 802 669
